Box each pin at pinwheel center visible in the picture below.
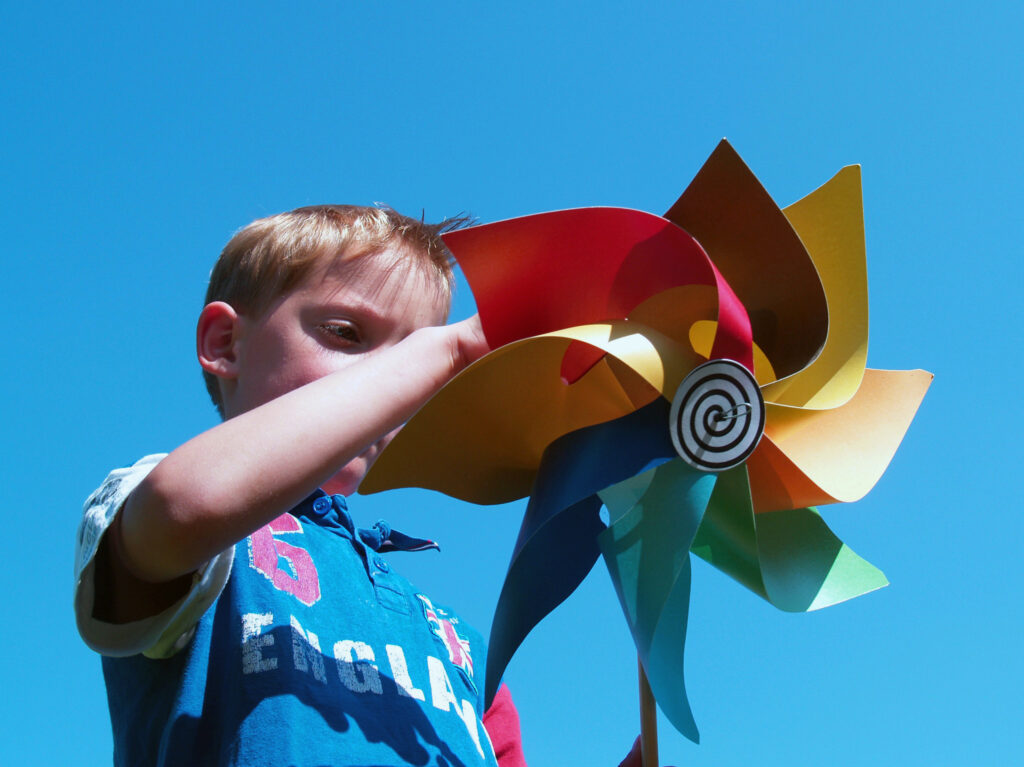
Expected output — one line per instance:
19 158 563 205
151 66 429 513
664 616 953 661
669 359 765 471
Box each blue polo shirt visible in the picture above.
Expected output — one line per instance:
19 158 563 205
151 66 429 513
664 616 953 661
79 467 498 767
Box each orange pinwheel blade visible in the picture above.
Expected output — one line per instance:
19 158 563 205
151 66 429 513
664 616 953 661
665 139 828 382
746 368 933 512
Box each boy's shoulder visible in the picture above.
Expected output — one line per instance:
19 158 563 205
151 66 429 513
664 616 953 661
75 454 167 580
75 453 234 659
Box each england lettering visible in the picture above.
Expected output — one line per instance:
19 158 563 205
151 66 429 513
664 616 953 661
240 612 486 758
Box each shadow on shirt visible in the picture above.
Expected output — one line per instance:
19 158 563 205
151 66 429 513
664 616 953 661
103 604 484 766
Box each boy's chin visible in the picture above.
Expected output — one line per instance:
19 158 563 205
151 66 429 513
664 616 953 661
323 439 388 497
322 459 371 497
321 472 360 497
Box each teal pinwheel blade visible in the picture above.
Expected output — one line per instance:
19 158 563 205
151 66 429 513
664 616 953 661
598 460 717 743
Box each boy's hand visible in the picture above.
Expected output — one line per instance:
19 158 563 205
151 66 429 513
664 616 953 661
617 736 676 767
445 314 489 371
618 737 642 767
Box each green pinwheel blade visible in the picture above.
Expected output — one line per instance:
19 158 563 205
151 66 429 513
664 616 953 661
598 460 716 743
689 466 768 600
757 507 889 611
692 466 888 612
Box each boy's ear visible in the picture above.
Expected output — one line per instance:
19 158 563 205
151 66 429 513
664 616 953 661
197 301 243 380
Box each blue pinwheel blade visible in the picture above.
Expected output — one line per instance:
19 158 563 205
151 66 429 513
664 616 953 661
485 398 679 706
485 494 604 706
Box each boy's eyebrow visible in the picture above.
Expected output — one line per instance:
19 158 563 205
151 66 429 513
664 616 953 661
308 297 391 322
306 292 430 328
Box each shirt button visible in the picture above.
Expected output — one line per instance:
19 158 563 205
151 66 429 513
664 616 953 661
374 555 390 572
312 497 331 512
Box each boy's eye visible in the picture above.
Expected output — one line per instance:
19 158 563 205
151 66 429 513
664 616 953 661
318 322 361 345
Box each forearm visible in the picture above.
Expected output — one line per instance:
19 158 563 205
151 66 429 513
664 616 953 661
120 321 482 582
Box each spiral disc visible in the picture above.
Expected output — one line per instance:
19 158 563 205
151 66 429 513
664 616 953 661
669 359 765 472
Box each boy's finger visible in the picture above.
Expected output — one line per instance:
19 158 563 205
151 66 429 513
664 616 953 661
617 736 642 767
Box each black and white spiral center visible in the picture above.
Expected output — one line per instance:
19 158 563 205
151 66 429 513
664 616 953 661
669 359 765 472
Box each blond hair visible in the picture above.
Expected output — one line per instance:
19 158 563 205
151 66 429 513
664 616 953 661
202 204 468 414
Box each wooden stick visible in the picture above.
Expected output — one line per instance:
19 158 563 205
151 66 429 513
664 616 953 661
638 657 658 767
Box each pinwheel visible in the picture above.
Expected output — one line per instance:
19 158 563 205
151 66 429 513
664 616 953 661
362 140 931 747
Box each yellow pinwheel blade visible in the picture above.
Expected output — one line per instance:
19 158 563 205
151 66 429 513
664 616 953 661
761 165 869 409
688 320 778 386
362 322 701 504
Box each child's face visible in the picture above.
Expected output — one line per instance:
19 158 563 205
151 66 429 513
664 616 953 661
224 246 448 493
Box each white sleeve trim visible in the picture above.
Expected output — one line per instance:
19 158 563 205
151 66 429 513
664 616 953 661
73 454 234 658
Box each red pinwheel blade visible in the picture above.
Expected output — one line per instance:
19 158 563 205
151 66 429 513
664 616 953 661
443 207 752 369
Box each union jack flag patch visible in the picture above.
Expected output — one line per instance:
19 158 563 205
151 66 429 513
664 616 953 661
417 594 474 682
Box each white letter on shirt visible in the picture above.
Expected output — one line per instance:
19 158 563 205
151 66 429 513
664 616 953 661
290 615 326 683
386 644 425 701
242 612 277 674
427 656 485 757
334 640 382 694
456 699 486 759
427 655 458 712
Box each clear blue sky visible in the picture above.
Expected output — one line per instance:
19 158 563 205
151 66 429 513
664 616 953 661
2 2 1021 764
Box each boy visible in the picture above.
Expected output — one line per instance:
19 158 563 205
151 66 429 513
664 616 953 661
73 205 525 766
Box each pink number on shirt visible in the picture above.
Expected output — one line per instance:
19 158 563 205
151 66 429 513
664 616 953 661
248 513 321 606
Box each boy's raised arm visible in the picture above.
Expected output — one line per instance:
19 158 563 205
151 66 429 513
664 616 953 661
99 315 487 620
